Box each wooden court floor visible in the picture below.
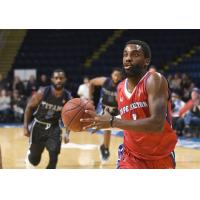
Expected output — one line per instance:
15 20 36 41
1 127 200 169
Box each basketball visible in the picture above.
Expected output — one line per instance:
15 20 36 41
61 98 95 132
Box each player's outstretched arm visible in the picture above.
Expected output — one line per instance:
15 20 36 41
23 89 43 137
88 77 106 100
81 73 169 134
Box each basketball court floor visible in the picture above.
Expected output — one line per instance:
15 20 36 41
1 127 200 169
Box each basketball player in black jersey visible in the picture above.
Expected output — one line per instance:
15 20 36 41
89 68 122 161
23 69 72 169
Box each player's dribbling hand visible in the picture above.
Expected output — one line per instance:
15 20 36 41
80 109 111 132
24 128 30 137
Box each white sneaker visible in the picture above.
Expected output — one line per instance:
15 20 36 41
25 150 35 169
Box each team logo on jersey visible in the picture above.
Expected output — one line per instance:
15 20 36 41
41 101 62 111
120 101 148 116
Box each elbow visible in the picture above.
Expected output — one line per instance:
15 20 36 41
155 124 164 132
152 118 165 132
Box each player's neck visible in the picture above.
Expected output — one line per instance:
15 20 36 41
111 81 118 86
54 90 63 97
51 86 63 97
127 72 146 92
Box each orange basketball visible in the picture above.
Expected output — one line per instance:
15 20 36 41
61 98 95 132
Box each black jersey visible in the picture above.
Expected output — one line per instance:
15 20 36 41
100 77 119 107
34 85 71 124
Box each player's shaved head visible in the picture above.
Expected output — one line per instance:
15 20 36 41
126 40 151 62
51 69 66 78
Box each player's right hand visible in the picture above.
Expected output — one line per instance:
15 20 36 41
80 109 111 131
24 128 30 137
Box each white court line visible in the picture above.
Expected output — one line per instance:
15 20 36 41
62 143 99 150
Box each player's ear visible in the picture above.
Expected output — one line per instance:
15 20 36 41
145 58 150 67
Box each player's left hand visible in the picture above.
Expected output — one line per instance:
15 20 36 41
80 108 111 132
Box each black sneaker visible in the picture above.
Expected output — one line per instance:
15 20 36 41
100 144 110 161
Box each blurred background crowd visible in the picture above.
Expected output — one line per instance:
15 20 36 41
0 29 200 138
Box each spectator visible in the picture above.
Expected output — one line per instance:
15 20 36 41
183 88 200 137
167 74 174 90
170 73 182 95
176 87 200 137
38 74 49 88
182 87 191 102
77 76 90 100
171 92 185 135
0 89 11 122
182 82 196 102
171 73 181 95
26 75 38 96
13 76 25 95
181 73 191 89
11 90 27 122
167 74 173 82
172 92 185 117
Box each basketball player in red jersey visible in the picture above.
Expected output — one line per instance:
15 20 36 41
81 40 177 169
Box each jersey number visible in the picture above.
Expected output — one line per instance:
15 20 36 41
132 113 137 120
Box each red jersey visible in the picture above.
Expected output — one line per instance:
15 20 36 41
117 72 177 160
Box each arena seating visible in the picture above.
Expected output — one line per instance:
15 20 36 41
166 47 200 85
10 29 200 94
92 30 200 77
12 30 114 95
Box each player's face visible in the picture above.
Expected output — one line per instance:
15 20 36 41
191 91 199 101
111 71 122 84
51 72 66 90
123 44 150 78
